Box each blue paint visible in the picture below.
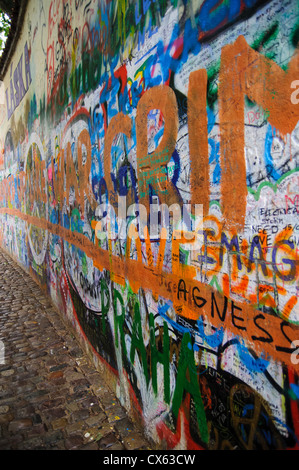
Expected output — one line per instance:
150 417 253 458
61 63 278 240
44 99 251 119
248 236 268 276
156 20 201 83
135 2 142 25
63 212 70 230
98 176 108 205
290 383 299 399
151 127 164 152
207 106 215 133
196 317 224 348
50 207 59 225
143 54 163 89
100 57 120 122
208 138 221 184
264 125 281 181
236 341 269 373
170 149 180 187
220 232 242 270
158 304 269 373
118 165 129 196
135 44 158 65
244 0 260 7
196 230 216 266
198 0 241 32
272 239 297 282
270 415 299 445
92 103 105 139
138 17 158 51
158 302 190 335
5 42 32 120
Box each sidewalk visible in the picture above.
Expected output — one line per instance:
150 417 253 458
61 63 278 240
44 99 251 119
0 248 151 450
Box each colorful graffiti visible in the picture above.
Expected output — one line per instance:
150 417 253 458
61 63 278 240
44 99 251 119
0 0 298 450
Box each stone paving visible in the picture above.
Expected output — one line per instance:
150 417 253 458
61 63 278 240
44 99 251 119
0 248 152 450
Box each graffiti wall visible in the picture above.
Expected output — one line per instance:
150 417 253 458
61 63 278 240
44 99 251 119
0 0 298 450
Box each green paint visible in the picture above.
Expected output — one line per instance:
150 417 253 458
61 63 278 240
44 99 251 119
70 63 82 103
247 168 299 201
81 252 87 276
39 95 46 124
209 275 223 293
130 300 149 385
288 389 298 401
149 312 170 403
113 287 127 356
69 48 103 103
70 208 82 233
206 63 219 110
290 21 299 49
172 332 208 444
251 22 279 51
49 71 69 123
100 278 110 333
82 50 102 93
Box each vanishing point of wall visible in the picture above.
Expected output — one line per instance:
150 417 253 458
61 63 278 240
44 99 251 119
0 0 298 450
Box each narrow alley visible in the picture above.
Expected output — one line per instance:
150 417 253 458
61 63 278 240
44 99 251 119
0 248 151 451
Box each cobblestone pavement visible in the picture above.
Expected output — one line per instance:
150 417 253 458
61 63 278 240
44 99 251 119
0 248 152 450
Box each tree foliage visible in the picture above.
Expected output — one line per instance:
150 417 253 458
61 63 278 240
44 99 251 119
0 9 11 54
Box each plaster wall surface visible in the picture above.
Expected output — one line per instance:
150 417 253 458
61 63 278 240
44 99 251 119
0 0 298 450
